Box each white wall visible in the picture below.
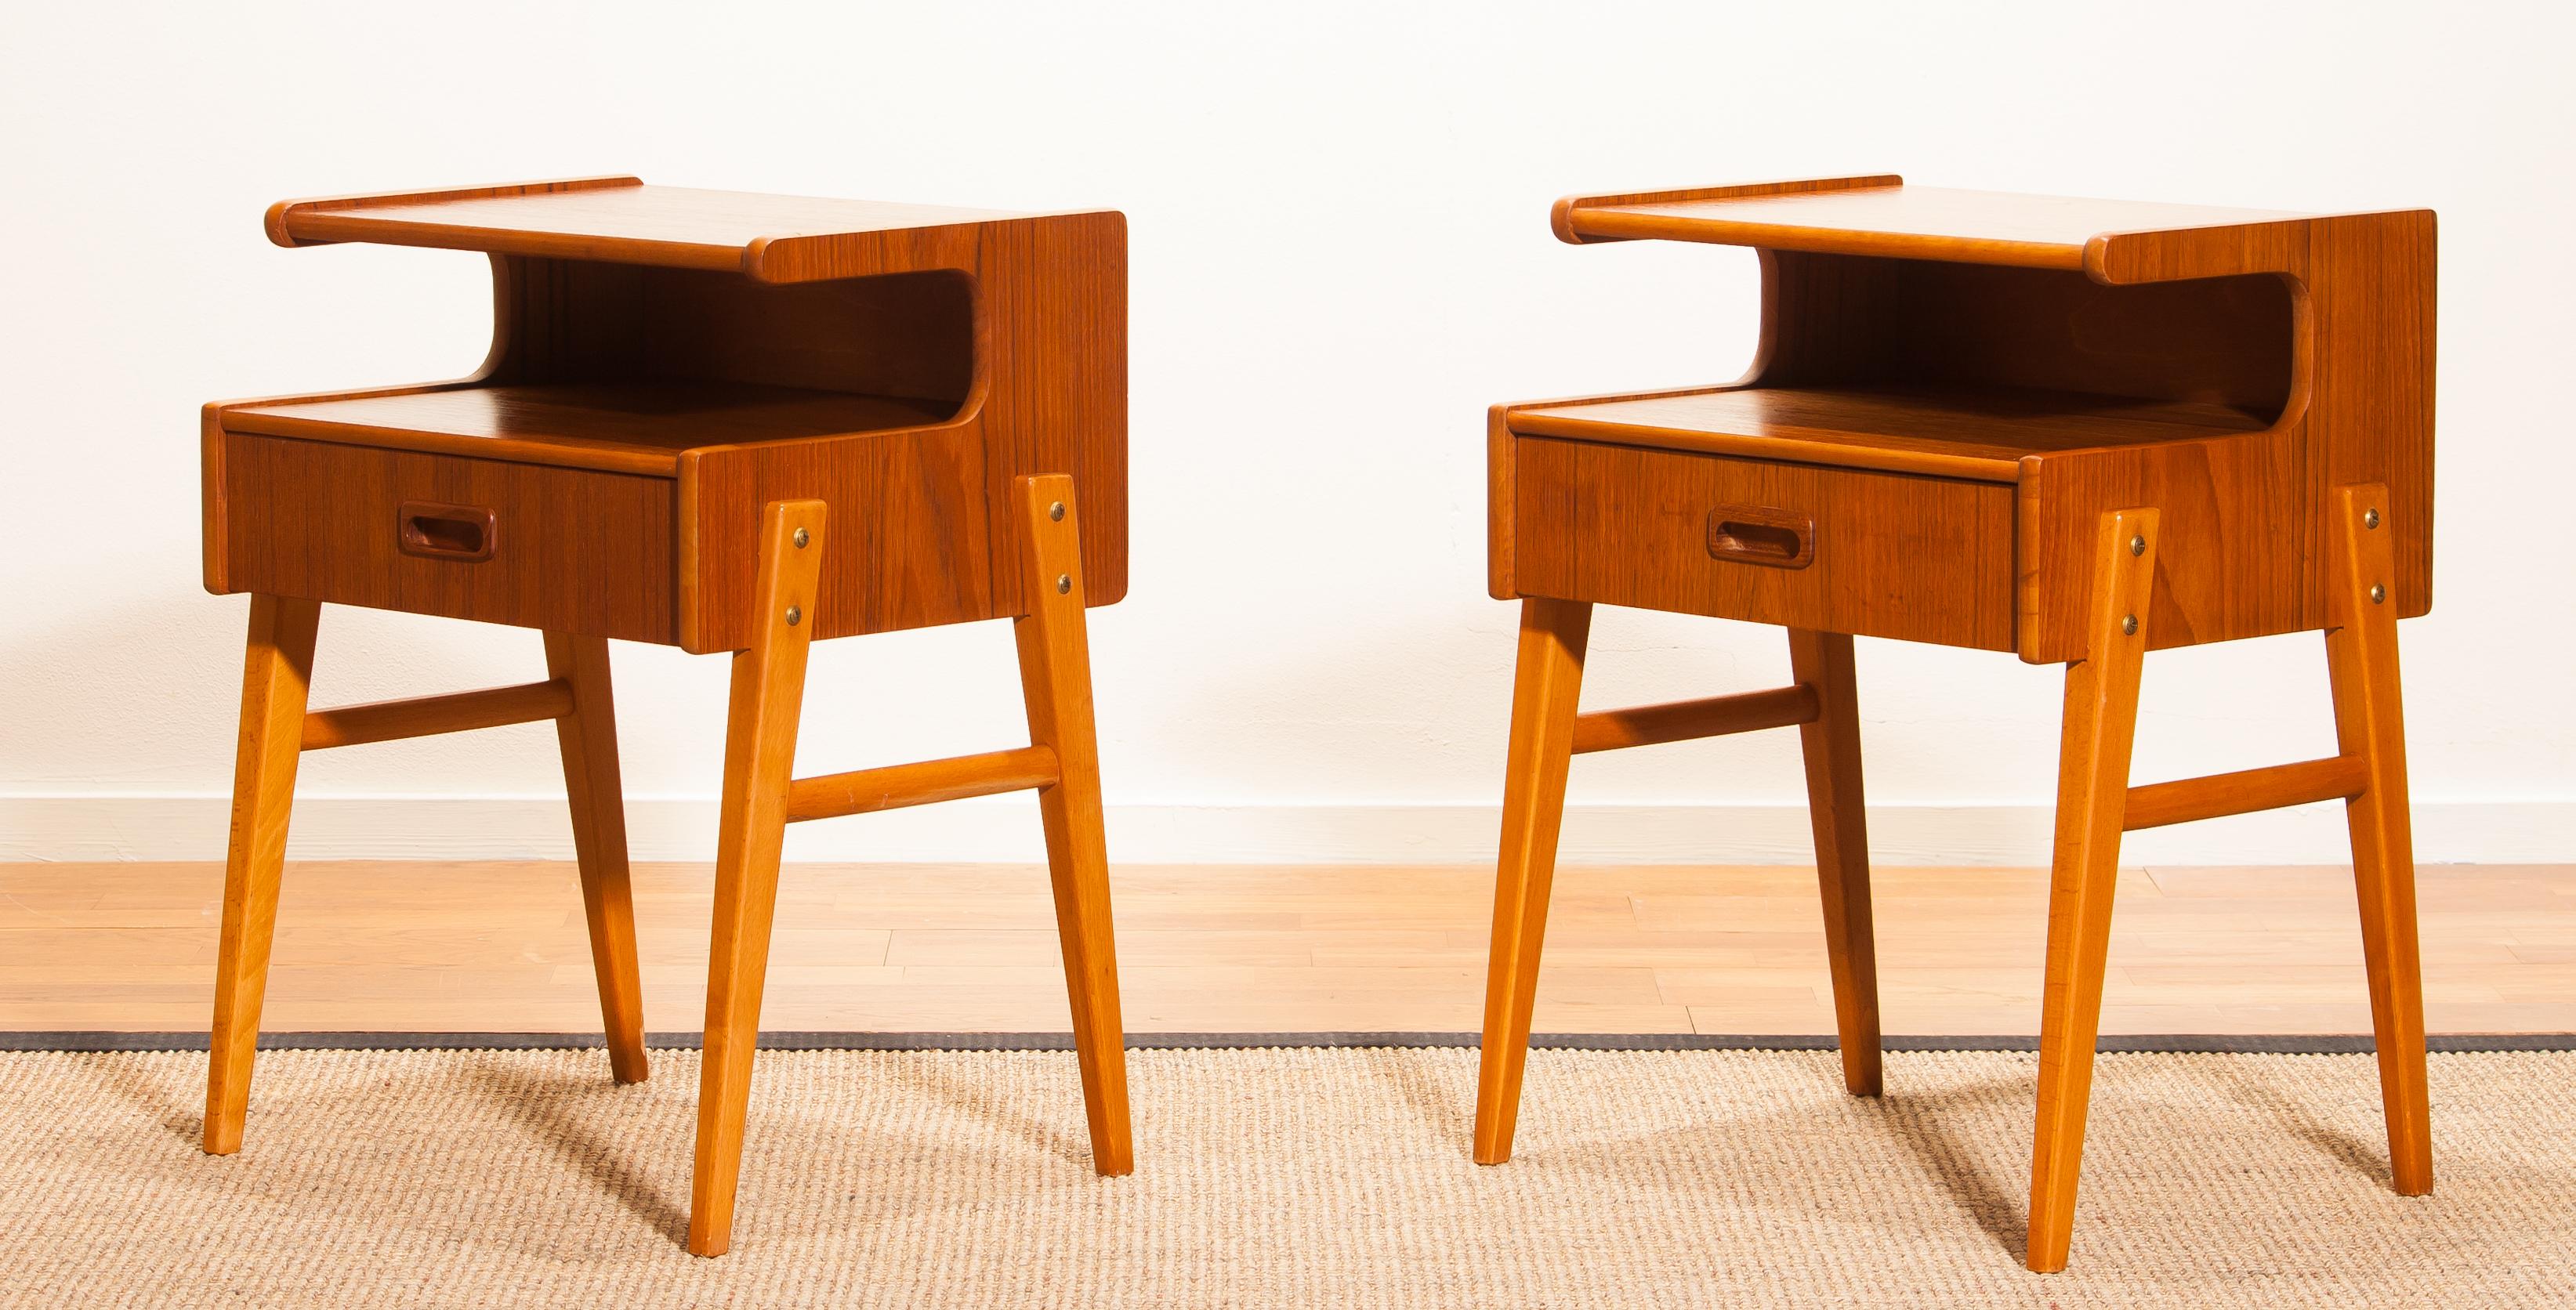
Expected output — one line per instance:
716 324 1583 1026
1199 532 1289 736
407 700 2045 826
3 1 2570 864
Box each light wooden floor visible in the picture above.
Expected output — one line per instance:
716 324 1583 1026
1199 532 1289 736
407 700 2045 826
3 862 2571 1035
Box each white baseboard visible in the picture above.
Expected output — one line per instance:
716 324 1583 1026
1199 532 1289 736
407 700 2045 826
0 794 2563 864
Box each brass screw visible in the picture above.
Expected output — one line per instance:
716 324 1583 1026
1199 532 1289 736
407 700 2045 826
2129 534 2146 557
2370 584 2386 605
1056 574 1072 595
1049 501 1067 523
2121 613 2139 636
2364 508 2381 530
784 606 803 626
793 528 810 548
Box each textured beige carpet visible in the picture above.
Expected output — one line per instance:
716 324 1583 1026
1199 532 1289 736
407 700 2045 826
3 1047 2571 1308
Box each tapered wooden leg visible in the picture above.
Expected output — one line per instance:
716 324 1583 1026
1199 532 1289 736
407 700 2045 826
1789 629 1881 1097
2025 508 2158 1272
1473 597 1593 1165
687 501 824 1258
2325 483 2432 1196
204 595 321 1155
544 631 648 1085
1010 475 1134 1178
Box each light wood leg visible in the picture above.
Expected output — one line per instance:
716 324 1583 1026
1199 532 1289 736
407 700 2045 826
2027 508 2158 1273
1010 474 1134 1177
1473 596 1592 1165
1789 628 1881 1097
543 631 648 1084
2325 483 2433 1195
204 595 321 1155
687 501 824 1258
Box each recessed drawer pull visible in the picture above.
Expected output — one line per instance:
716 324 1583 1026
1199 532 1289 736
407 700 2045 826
1707 505 1814 570
397 501 496 563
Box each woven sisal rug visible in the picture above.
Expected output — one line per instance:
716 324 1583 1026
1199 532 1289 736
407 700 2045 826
3 1047 2570 1307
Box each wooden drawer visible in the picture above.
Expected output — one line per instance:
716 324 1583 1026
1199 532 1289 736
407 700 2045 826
1511 436 2015 650
211 432 678 642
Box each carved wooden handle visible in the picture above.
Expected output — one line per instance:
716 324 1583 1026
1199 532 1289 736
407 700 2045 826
1706 505 1815 570
397 501 496 563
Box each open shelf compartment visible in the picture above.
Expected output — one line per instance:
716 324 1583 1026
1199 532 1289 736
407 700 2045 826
1509 241 2299 483
224 382 960 476
1509 382 2275 483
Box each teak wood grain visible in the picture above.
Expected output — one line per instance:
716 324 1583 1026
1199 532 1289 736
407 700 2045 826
2324 485 2433 1196
690 501 825 1258
1009 475 1134 1179
2025 509 2159 1272
199 178 1138 1258
224 382 958 476
1509 384 2270 484
1789 629 1880 1098
784 745 1062 824
299 679 573 751
2122 753 2368 832
1473 610 1889 1163
1484 176 2438 1273
1556 178 2307 271
1511 436 2016 650
1495 179 2433 664
219 432 679 643
1474 597 1593 1166
202 595 319 1156
270 181 1031 283
207 180 1129 653
544 632 650 1084
1570 684 1817 755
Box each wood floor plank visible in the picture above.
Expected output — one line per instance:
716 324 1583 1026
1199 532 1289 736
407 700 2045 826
0 862 2567 1035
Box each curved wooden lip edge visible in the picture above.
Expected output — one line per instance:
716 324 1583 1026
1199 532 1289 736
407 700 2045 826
1552 175 2432 289
264 173 1124 286
265 175 647 247
1549 173 1906 244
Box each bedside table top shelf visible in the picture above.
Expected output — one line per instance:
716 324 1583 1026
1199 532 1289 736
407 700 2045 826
265 176 1087 282
1549 173 2418 282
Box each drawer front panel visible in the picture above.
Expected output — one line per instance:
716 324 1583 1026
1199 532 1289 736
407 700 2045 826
220 432 677 642
1513 436 2015 650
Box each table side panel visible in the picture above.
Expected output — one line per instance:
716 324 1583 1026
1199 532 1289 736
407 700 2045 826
1487 406 1517 599
678 428 992 653
972 212 1129 614
2016 212 2432 661
662 211 1129 624
1513 437 2015 650
218 432 678 642
2013 431 2308 664
2309 211 2437 620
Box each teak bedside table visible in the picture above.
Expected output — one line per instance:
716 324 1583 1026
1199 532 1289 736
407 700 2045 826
198 176 1133 1255
1473 176 2434 1271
